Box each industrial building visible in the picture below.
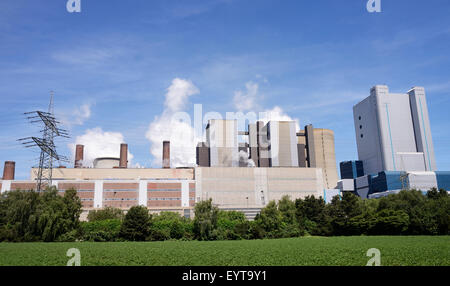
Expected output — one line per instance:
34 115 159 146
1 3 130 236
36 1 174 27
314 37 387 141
338 85 449 198
1 119 339 219
197 120 338 190
4 83 446 215
353 85 436 175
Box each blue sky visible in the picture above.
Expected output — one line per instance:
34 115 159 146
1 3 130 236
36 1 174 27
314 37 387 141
0 0 449 179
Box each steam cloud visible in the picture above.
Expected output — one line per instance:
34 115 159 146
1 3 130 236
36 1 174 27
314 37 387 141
146 78 201 167
69 127 134 167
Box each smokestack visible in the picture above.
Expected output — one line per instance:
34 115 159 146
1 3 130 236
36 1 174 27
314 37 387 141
2 161 15 180
74 144 84 168
163 141 170 168
120 143 128 168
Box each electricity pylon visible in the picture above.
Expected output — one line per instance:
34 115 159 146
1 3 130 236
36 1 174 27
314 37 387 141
18 91 70 192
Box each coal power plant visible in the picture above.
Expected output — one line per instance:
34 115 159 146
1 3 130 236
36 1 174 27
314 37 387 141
0 118 338 220
1 85 449 220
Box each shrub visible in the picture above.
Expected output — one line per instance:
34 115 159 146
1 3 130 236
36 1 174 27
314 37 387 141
119 206 151 241
80 219 122 241
246 220 263 239
214 210 247 240
368 209 410 235
56 229 79 242
87 207 124 222
147 212 194 241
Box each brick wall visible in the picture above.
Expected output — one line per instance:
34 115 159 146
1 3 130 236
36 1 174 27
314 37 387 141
103 182 139 208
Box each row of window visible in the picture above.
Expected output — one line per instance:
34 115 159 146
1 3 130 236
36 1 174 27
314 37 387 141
57 189 194 192
148 198 195 201
104 198 137 201
104 189 137 192
358 116 364 138
148 189 182 192
59 189 94 192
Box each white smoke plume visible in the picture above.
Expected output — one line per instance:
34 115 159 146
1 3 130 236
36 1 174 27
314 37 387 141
239 150 256 167
146 78 201 167
260 106 301 130
233 81 260 112
232 81 300 129
69 127 134 167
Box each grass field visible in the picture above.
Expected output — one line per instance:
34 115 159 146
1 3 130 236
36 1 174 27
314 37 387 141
0 236 448 266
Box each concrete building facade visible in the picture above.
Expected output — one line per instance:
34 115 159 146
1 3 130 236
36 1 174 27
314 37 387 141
338 85 448 199
266 121 299 167
353 85 436 175
197 120 339 189
206 119 239 167
195 167 324 208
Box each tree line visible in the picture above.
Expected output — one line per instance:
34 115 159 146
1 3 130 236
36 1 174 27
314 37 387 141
0 187 448 242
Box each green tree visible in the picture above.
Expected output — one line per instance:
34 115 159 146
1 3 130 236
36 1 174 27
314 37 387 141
254 201 283 238
295 195 327 235
193 199 219 241
148 211 194 241
378 190 431 234
119 206 151 241
0 187 82 242
87 207 124 222
79 219 122 242
0 189 41 241
425 188 450 235
327 192 364 235
277 196 303 237
369 209 410 235
214 210 248 240
38 187 82 242
278 196 297 225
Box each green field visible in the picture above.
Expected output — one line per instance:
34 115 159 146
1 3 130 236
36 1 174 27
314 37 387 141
0 236 449 266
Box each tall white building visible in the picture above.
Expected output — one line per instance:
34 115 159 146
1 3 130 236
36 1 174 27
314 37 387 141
206 119 239 167
266 121 299 167
353 85 436 175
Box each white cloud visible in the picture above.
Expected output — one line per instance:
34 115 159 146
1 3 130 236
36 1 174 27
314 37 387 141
52 48 121 66
164 78 199 112
233 81 260 111
146 78 201 168
260 106 301 130
58 103 93 128
69 127 134 167
73 103 91 125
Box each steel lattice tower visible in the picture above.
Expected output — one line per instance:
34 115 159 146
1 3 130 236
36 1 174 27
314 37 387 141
18 91 69 192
